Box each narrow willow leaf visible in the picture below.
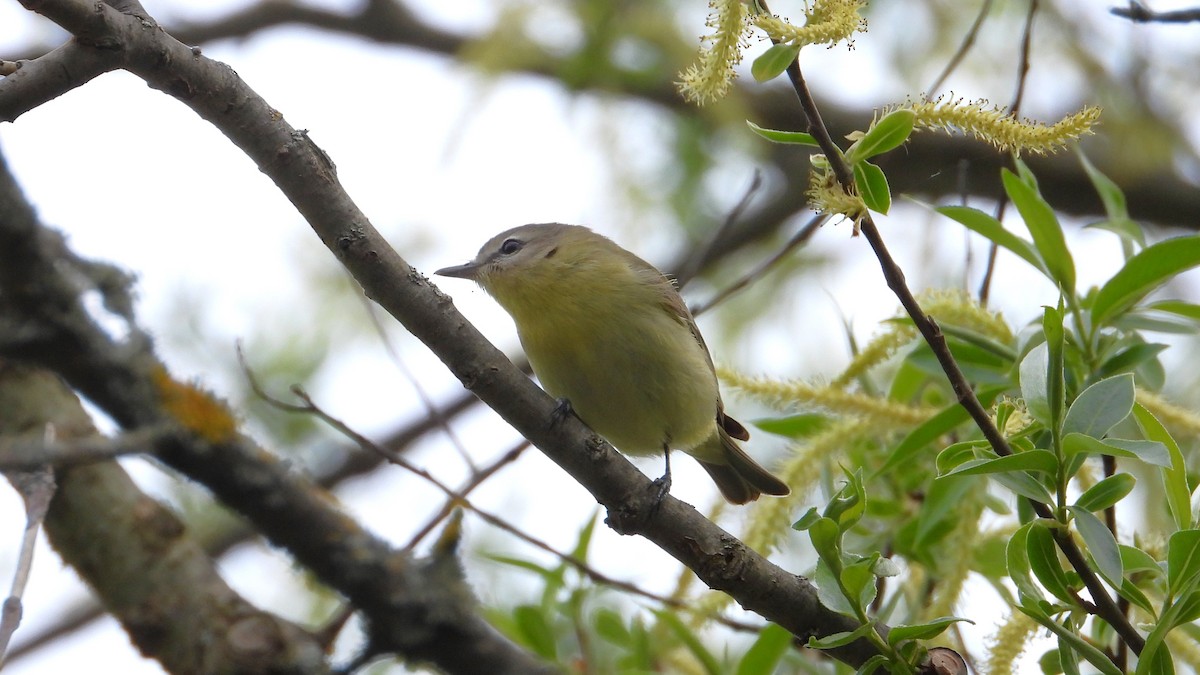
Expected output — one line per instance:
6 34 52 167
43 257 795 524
1062 433 1171 467
1027 522 1076 605
942 450 1058 477
1134 403 1192 531
1020 343 1051 426
1004 169 1076 294
807 624 874 649
1092 235 1200 327
736 624 792 675
854 161 891 214
1015 605 1124 675
1167 529 1200 599
845 109 915 163
746 120 819 146
1062 373 1134 438
885 617 973 646
751 42 801 82
1007 523 1044 602
1075 473 1136 512
935 205 1048 276
1067 506 1123 584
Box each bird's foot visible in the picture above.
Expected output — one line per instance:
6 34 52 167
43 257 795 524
549 398 575 428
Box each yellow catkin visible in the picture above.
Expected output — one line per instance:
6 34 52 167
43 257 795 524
923 494 985 623
677 0 751 105
1136 388 1200 438
752 0 868 48
833 290 1012 388
719 368 938 428
983 611 1038 675
1166 628 1200 672
897 96 1101 156
687 421 861 625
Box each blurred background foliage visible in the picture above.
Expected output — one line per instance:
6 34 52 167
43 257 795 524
5 0 1200 672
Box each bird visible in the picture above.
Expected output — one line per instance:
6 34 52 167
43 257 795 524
435 223 790 504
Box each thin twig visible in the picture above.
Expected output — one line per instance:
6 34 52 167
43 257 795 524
275 385 763 634
351 271 477 471
1111 2 1200 22
771 33 1146 659
926 0 996 97
691 213 826 317
674 171 765 288
402 440 529 551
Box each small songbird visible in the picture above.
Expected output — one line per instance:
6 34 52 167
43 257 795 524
435 223 789 504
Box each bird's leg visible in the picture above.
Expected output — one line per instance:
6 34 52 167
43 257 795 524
549 397 575 427
650 444 672 507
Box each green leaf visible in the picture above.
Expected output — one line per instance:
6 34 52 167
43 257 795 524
845 109 915 163
806 624 874 650
1042 306 1066 432
1062 373 1134 438
1007 523 1044 602
1062 433 1171 467
753 412 830 439
853 161 891 214
809 517 843 575
941 449 1058 477
1077 150 1144 247
935 205 1048 276
746 120 819 146
1004 168 1076 294
1020 343 1051 426
513 605 557 658
1027 522 1077 604
1096 342 1169 379
886 617 972 646
1015 604 1124 675
1074 473 1136 512
656 610 722 675
855 654 889 675
1147 299 1200 321
1092 235 1200 327
1133 403 1192 531
877 389 1004 478
840 556 878 612
1167 530 1200 599
736 624 792 675
1067 506 1123 584
813 559 856 616
1121 544 1164 577
593 608 630 646
751 42 801 82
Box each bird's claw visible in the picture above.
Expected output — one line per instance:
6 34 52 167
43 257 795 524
550 397 575 428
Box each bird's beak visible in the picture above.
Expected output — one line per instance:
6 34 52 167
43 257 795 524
434 262 481 280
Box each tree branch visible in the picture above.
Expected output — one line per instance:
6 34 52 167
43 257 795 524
3 0 886 667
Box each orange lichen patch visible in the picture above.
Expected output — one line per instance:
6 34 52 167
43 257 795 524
152 366 238 444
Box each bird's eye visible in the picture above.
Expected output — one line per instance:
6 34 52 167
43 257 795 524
499 238 523 255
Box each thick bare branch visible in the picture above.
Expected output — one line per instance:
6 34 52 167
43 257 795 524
3 0 882 667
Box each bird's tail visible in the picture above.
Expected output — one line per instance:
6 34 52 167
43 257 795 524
696 427 790 505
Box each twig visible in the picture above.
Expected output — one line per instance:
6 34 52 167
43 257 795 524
350 273 477 471
926 0 996 97
0 430 56 667
1111 2 1200 22
691 213 825 317
770 27 1146 659
272 384 763 634
674 171 765 288
979 0 1037 305
403 440 529 551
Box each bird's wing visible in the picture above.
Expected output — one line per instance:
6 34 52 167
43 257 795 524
625 252 752 442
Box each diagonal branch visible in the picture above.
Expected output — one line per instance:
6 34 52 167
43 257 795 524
1 0 893 667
